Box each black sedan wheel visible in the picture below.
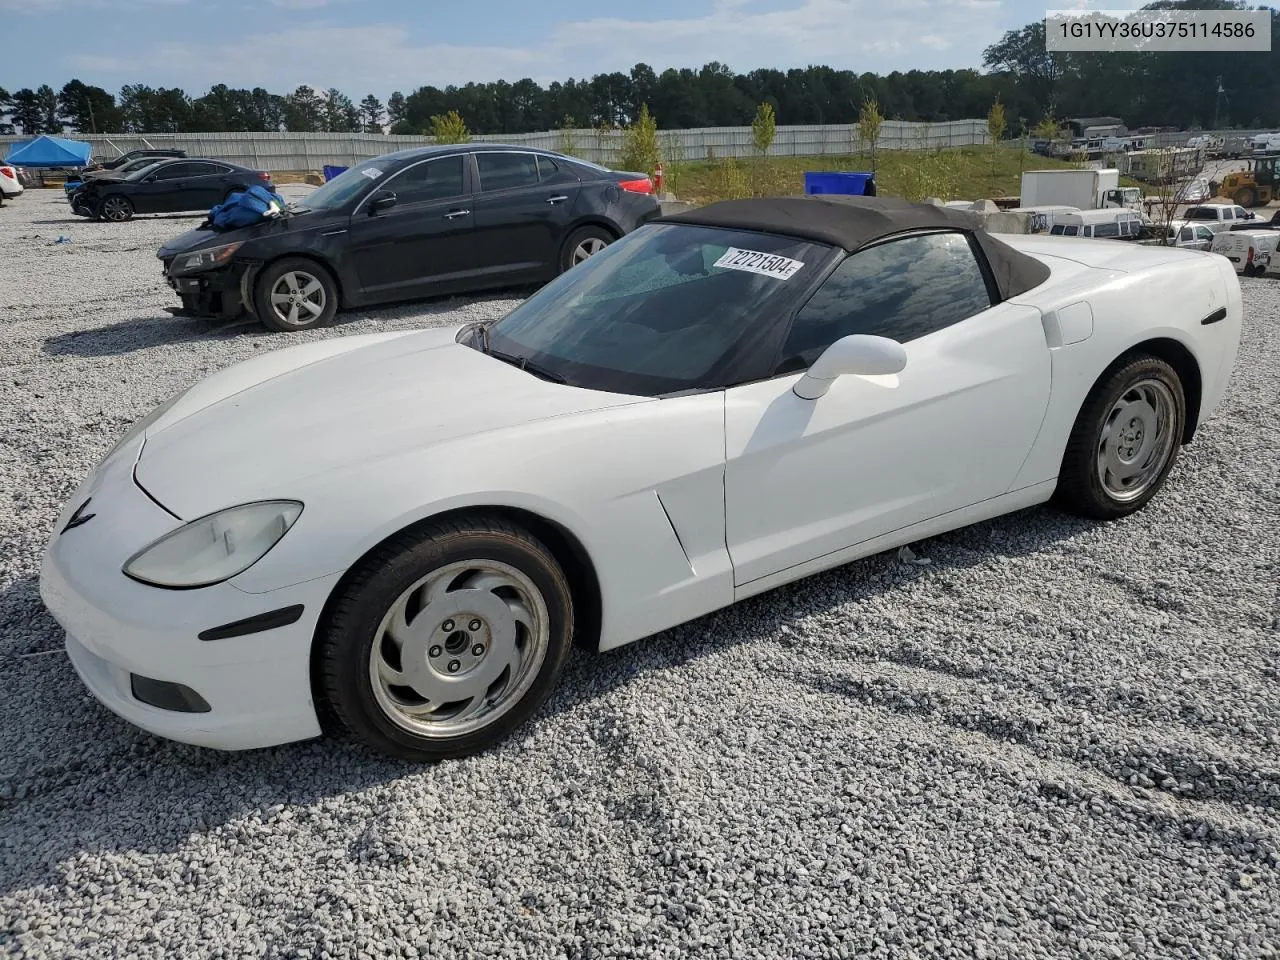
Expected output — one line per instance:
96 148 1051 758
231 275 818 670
559 225 615 273
252 257 338 332
98 195 134 222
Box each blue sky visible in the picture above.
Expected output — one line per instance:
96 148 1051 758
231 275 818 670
2 0 1153 100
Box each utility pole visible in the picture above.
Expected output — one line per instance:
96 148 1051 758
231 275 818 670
1212 76 1224 130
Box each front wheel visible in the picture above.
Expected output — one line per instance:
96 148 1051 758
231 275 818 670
559 225 615 273
252 257 338 332
1055 355 1186 521
1233 187 1258 208
98 194 133 222
316 515 575 762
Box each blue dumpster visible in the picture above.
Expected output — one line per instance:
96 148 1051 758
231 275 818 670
803 171 873 196
323 165 348 182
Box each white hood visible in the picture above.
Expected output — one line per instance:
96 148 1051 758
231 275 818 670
134 327 647 518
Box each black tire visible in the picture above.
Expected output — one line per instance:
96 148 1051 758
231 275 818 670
252 257 338 332
317 515 575 762
1234 187 1258 208
559 224 615 273
1055 355 1186 521
98 194 133 222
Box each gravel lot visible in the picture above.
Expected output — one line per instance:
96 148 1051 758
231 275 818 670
1 187 1278 960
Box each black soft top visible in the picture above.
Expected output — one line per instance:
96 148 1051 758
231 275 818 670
658 196 1049 300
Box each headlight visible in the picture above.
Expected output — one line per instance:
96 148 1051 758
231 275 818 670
172 242 243 276
123 500 303 588
102 388 189 462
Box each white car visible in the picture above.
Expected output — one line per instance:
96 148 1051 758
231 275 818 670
39 197 1244 762
0 164 23 203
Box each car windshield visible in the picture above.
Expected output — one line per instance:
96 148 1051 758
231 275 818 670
295 158 387 211
482 223 833 396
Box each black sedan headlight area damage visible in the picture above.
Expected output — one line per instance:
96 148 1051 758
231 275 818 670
161 244 255 322
170 241 244 277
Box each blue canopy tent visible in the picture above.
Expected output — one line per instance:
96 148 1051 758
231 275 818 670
4 135 94 168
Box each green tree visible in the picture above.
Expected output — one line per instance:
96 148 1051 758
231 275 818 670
359 94 385 133
58 80 122 133
387 91 407 129
619 103 660 175
430 110 470 143
0 87 11 134
858 97 883 172
557 115 578 156
283 85 325 132
36 84 60 132
751 101 776 156
987 96 1006 145
9 88 43 134
324 88 360 132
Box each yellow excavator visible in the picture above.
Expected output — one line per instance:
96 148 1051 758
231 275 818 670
1218 154 1277 207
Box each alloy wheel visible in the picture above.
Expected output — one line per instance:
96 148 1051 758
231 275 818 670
1095 378 1177 502
269 271 326 328
368 559 550 739
101 197 130 222
572 237 608 265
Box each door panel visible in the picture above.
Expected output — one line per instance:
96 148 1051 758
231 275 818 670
724 301 1051 587
471 151 581 277
345 154 476 299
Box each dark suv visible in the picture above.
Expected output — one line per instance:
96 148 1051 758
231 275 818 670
92 148 187 171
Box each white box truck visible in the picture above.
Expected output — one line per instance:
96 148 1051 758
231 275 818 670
1020 169 1122 210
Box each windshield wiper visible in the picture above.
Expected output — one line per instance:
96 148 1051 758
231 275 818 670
487 348 567 384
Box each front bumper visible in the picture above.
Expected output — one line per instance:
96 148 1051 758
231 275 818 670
38 441 338 750
161 260 252 321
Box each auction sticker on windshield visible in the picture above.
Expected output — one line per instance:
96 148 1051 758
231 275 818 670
361 168 384 180
713 247 805 280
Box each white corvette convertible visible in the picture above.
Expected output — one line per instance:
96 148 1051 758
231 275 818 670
40 197 1242 762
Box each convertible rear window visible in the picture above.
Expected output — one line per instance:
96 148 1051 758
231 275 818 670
484 223 833 395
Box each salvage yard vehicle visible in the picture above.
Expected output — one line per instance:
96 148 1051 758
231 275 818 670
1218 154 1277 208
1210 229 1279 276
90 147 187 171
0 164 23 204
1047 209 1145 240
40 196 1243 762
1183 202 1258 234
154 144 661 331
1158 220 1216 250
69 158 273 222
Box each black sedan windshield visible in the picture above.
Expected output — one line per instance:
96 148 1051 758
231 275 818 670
484 223 833 395
296 158 388 211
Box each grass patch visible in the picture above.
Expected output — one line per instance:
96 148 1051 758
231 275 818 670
665 147 1141 206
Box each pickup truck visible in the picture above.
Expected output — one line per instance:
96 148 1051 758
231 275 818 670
1182 203 1260 234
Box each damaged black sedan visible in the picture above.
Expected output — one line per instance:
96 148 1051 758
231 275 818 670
157 143 662 332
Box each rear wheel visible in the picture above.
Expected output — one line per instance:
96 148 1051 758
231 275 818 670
317 515 574 762
1055 355 1186 521
1233 187 1258 208
559 225 615 273
252 257 337 332
99 194 133 222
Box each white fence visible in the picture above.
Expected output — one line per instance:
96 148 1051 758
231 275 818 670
0 119 992 172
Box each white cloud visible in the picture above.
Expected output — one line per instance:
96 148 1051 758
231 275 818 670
56 0 1062 97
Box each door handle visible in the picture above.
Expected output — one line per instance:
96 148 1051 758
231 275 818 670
444 209 470 219
546 195 569 205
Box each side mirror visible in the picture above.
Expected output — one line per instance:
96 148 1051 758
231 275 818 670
369 191 397 214
144 175 158 182
793 334 907 400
